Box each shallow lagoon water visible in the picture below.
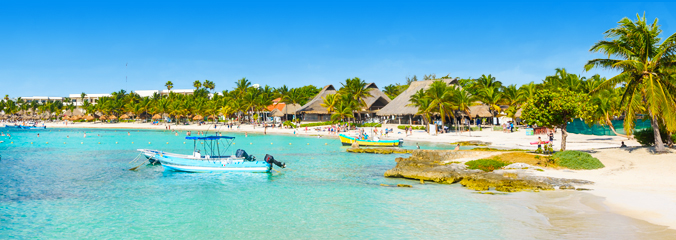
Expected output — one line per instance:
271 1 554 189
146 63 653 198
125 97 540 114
1 128 673 239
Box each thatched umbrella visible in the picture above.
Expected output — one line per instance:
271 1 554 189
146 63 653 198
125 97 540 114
469 105 493 118
152 114 162 120
119 114 130 120
85 115 95 121
99 115 107 121
192 115 203 121
207 115 216 120
108 115 117 121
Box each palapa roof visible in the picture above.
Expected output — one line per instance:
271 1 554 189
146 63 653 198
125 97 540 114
152 114 162 119
377 79 459 116
119 114 130 119
269 108 285 117
362 83 391 111
296 85 337 114
468 105 493 118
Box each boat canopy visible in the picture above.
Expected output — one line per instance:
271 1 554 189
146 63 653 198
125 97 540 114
185 136 235 140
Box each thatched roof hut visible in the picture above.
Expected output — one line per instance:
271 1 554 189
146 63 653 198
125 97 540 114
468 105 493 118
296 85 337 114
270 109 285 117
377 79 459 116
361 83 391 112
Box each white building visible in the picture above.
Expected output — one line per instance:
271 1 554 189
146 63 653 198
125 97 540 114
20 96 64 104
68 93 113 106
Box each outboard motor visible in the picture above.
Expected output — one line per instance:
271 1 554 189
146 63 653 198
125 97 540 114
398 138 404 147
264 154 286 168
236 149 256 161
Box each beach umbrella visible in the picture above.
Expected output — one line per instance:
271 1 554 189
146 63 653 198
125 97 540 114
192 115 203 120
108 115 118 120
152 114 162 120
85 115 94 121
207 115 216 120
99 115 107 120
119 114 129 120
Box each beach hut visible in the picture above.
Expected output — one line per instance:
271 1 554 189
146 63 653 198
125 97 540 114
359 83 391 122
296 85 338 122
377 79 459 125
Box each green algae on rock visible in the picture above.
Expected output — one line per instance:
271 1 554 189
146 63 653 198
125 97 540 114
346 148 411 154
384 150 590 193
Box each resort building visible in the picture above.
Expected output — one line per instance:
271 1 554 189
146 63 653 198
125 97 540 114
266 98 302 122
67 93 113 106
160 89 194 96
377 79 459 125
134 90 160 97
19 96 63 104
297 83 391 122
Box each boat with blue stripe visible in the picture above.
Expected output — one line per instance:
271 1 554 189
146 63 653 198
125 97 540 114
137 135 285 173
3 125 46 129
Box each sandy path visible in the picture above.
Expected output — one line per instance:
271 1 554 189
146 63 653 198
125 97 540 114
531 147 676 230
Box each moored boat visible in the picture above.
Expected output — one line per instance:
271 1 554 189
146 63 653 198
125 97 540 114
339 134 403 147
19 126 46 130
137 135 285 173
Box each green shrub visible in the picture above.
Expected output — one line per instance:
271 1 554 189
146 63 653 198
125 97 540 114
470 126 481 131
633 128 674 146
493 126 503 131
283 120 296 128
397 125 425 130
362 123 382 127
465 159 508 172
551 151 604 170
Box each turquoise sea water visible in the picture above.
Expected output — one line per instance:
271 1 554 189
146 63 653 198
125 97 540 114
1 128 671 239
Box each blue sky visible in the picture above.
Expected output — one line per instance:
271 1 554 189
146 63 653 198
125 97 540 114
1 1 675 97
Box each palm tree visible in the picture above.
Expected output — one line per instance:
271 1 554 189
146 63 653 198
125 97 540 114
424 80 456 130
203 80 215 93
234 78 251 97
591 88 627 137
321 93 340 114
338 77 372 122
476 85 504 124
331 101 354 122
408 89 433 130
585 14 676 152
165 81 174 91
193 80 202 90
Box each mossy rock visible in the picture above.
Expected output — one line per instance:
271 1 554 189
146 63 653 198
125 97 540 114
347 148 411 154
450 141 491 146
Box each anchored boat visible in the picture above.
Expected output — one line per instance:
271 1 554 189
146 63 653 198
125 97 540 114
339 134 403 147
137 135 285 173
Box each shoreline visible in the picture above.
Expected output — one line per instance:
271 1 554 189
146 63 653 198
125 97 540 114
6 121 676 230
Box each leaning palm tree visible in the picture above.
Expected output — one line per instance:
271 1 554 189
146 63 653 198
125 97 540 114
338 77 372 121
591 88 627 138
585 14 676 152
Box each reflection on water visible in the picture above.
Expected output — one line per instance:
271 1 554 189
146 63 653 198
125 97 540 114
0 127 673 239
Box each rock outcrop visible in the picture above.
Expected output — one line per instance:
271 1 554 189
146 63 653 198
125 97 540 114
384 150 592 192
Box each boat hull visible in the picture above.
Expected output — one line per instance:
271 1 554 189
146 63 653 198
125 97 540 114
339 134 402 147
157 154 272 173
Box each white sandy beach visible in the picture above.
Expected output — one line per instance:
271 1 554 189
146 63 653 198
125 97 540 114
13 121 676 230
